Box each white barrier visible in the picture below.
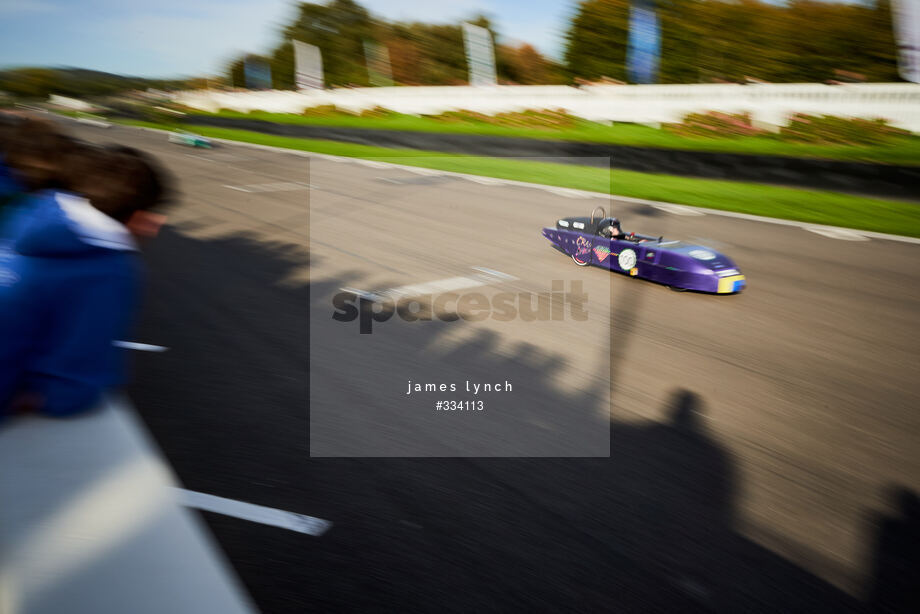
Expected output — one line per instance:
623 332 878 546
47 95 96 112
173 83 920 132
0 398 258 614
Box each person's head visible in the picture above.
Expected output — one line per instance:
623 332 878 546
63 143 173 238
603 217 621 237
0 116 18 158
4 118 75 192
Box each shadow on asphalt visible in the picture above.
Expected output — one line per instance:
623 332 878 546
128 227 910 613
865 487 920 613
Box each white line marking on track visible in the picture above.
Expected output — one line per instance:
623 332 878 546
471 266 518 281
650 203 705 216
354 159 390 168
174 488 332 536
224 182 312 193
405 167 443 176
113 341 169 352
185 153 249 163
464 176 503 185
342 267 518 302
803 226 870 240
543 186 594 199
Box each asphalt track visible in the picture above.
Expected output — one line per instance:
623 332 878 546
68 121 920 612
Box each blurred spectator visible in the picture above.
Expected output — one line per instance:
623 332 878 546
0 134 171 419
3 118 74 193
0 117 23 204
1 119 76 241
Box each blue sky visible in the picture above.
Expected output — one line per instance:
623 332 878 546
0 0 579 78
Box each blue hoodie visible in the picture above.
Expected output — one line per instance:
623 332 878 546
0 190 141 417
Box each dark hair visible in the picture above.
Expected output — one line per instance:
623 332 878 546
0 116 18 157
63 143 173 222
4 119 75 191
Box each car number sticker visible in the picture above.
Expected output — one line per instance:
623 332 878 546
618 248 637 271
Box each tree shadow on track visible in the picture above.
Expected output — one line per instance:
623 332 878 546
129 227 901 614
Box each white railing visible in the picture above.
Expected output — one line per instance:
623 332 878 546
0 398 257 614
173 83 920 132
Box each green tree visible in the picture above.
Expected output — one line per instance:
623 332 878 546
283 0 376 87
0 68 58 98
565 0 901 84
657 0 707 83
270 40 296 90
228 56 246 88
564 0 631 82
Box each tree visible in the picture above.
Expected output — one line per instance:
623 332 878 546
226 0 903 89
283 0 376 87
564 0 901 84
564 0 631 82
228 56 246 88
0 68 58 98
498 44 566 84
270 40 296 90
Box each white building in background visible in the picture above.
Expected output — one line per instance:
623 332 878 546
47 94 96 111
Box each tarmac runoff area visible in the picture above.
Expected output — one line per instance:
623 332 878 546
38 119 920 612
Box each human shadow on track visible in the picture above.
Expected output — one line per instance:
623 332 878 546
129 227 870 613
864 487 920 613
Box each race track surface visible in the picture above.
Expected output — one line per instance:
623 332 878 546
69 122 920 612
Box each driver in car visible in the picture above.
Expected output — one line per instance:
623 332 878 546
600 217 625 240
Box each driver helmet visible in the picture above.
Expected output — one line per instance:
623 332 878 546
603 218 621 236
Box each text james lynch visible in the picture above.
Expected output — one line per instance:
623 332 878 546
407 380 512 395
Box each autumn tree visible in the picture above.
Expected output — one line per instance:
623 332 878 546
498 44 566 84
564 0 901 84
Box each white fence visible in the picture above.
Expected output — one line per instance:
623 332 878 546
0 398 257 614
173 83 920 132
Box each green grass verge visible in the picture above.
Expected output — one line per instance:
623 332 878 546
192 109 920 166
123 120 920 238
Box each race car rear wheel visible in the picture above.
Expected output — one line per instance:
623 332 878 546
572 253 590 266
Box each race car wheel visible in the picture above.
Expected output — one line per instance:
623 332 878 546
668 285 687 292
572 253 590 266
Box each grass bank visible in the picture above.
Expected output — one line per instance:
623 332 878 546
190 109 920 166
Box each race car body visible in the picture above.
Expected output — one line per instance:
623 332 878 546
542 210 746 294
168 131 212 148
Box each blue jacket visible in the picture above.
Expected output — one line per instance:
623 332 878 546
0 160 18 196
0 190 141 417
0 157 24 213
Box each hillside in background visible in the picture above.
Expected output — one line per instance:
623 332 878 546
0 66 211 100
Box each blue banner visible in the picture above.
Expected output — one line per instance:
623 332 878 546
244 57 272 90
627 0 660 84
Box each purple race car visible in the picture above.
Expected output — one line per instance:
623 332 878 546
542 207 746 294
